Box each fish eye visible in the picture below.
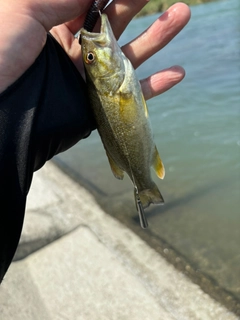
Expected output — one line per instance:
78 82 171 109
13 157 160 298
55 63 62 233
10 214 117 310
86 52 95 64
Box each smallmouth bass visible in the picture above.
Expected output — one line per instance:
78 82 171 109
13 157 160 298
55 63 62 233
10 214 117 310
80 14 165 228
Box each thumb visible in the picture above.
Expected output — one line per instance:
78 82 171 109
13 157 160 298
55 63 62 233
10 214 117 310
28 0 91 31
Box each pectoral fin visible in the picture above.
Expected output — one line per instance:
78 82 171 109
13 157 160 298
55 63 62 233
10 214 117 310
141 92 149 118
106 151 124 180
152 146 165 179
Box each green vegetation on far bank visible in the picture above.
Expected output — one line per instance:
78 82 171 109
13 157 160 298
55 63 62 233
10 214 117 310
136 0 215 17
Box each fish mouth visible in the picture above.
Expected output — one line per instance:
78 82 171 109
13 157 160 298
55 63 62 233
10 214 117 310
80 14 112 45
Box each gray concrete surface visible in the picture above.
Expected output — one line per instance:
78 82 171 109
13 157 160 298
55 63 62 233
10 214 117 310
0 161 238 320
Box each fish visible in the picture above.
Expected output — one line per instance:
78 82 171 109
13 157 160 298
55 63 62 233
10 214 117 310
80 13 165 228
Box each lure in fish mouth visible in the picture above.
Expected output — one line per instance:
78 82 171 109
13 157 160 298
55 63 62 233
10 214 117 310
83 0 110 32
80 14 165 229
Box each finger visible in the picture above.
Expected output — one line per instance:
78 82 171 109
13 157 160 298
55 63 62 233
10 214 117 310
105 0 152 39
122 3 191 69
141 66 185 100
60 0 110 37
64 16 86 35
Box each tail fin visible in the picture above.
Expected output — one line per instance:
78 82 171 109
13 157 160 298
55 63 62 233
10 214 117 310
136 183 164 209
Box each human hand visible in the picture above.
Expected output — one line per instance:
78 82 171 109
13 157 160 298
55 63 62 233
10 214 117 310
0 1 190 96
52 1 191 100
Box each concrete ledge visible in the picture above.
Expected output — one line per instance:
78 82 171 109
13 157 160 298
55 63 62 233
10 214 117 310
0 161 237 320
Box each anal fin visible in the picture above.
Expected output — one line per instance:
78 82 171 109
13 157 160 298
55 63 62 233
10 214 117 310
106 151 124 180
152 146 165 179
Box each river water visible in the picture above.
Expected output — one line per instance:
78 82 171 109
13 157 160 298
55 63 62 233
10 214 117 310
55 0 240 314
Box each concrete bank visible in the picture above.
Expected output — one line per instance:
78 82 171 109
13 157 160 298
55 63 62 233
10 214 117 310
0 161 237 320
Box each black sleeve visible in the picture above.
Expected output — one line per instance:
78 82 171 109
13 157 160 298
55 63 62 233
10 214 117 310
0 34 96 281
